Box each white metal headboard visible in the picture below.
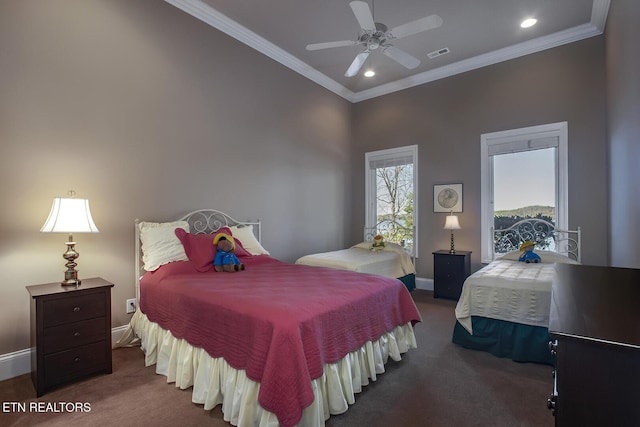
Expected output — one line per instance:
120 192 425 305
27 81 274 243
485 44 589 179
134 209 261 303
492 218 581 262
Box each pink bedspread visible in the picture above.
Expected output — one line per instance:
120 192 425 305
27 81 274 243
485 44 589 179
140 255 421 427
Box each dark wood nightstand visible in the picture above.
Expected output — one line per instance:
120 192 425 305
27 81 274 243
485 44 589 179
26 277 114 396
432 250 471 300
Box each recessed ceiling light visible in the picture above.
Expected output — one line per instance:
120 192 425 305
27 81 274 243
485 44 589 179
520 18 537 28
364 70 375 77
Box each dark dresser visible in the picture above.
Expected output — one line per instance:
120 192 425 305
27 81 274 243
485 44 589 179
27 277 114 396
548 264 640 427
432 250 471 300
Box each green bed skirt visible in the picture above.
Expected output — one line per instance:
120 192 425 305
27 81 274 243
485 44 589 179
452 317 553 365
398 273 415 292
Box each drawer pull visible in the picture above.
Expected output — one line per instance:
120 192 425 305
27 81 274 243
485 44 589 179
74 332 81 337
74 357 81 363
547 394 557 416
73 306 81 312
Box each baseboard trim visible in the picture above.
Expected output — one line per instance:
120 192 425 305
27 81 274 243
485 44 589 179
110 325 129 348
0 348 31 382
415 277 433 291
0 325 131 382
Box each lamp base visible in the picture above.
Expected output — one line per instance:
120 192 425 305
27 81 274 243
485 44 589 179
61 241 81 287
61 278 81 287
449 231 456 254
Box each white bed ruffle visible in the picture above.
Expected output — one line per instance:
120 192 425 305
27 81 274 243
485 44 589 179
117 309 417 427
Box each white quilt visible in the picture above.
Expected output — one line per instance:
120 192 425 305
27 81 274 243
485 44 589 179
455 260 557 334
295 242 415 279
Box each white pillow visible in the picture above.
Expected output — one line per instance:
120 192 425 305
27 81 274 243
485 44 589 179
498 249 579 264
230 225 269 255
139 221 190 271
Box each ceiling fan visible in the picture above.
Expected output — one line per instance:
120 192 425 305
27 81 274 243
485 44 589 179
305 1 442 77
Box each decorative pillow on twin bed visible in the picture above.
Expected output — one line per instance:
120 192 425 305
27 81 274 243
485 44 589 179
139 221 190 271
498 249 580 264
230 225 270 255
175 228 251 272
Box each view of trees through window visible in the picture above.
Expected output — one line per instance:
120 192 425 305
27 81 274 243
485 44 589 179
374 164 414 253
493 148 556 251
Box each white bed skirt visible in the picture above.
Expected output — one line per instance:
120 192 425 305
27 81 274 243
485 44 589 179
117 309 417 427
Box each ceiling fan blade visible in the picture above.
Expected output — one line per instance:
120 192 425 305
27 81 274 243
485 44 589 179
350 1 376 31
387 14 443 39
306 40 357 51
382 46 420 69
345 51 370 77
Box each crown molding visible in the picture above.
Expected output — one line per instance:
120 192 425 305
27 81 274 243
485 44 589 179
591 0 610 30
165 0 609 103
352 21 604 102
164 0 356 100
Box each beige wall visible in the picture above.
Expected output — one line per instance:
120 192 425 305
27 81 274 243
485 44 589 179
605 0 640 268
0 0 351 354
350 37 609 277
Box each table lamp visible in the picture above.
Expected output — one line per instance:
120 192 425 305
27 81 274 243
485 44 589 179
40 190 99 286
444 213 461 254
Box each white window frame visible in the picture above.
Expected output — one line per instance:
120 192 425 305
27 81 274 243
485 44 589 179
365 145 419 257
480 122 568 263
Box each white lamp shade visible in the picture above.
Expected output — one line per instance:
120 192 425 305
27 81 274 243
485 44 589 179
41 197 99 233
444 215 461 230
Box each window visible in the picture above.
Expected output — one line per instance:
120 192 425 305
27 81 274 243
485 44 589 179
480 122 568 262
365 145 418 256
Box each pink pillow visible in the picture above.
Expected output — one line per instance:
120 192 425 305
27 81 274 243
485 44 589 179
175 228 250 272
233 239 251 258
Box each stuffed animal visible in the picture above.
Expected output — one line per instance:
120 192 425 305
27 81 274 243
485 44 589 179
371 235 385 251
213 233 245 272
519 241 541 263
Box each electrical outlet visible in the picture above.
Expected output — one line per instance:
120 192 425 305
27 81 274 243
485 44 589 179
126 298 136 314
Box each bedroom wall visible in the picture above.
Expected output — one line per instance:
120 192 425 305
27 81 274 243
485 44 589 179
605 0 640 269
350 37 609 277
0 0 351 355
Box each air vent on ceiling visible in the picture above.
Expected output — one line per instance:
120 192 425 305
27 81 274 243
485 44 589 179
427 47 450 59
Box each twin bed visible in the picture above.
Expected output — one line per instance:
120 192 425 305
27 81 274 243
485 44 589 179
294 226 416 291
452 219 581 364
117 209 421 427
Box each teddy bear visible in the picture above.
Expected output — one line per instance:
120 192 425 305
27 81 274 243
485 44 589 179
371 235 385 251
213 233 245 272
518 241 541 263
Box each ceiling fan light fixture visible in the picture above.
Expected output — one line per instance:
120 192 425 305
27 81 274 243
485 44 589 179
310 1 442 78
520 18 537 28
364 69 375 77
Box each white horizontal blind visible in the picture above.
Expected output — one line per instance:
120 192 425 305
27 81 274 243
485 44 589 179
368 155 414 169
488 136 558 156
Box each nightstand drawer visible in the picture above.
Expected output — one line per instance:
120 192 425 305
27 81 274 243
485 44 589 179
44 341 108 386
434 268 463 283
42 292 106 327
436 281 460 298
43 317 106 354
